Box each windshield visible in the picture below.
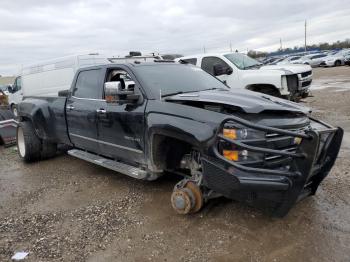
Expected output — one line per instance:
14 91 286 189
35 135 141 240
135 64 229 97
0 85 8 91
223 53 261 69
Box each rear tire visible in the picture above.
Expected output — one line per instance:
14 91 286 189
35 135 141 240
41 140 57 159
301 92 309 99
17 121 42 162
335 60 341 67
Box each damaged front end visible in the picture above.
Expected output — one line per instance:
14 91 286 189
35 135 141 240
202 115 343 217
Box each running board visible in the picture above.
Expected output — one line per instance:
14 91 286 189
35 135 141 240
68 149 148 180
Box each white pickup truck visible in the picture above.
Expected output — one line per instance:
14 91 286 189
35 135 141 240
177 53 312 100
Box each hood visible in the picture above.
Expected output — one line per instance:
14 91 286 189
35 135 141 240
165 89 311 114
261 64 312 74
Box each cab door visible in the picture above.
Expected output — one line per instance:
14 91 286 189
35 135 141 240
66 69 104 153
97 67 146 165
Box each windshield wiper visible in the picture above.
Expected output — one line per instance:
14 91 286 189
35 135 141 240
161 90 199 98
202 87 228 91
244 64 262 70
162 88 226 98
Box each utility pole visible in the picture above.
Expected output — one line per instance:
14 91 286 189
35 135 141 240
304 20 307 53
203 46 206 53
280 38 282 50
230 42 233 52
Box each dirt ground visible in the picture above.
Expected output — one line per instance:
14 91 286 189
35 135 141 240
1 67 350 262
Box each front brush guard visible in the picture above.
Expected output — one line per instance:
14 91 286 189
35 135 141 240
205 116 343 217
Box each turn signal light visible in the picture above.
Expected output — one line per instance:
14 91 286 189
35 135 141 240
223 128 237 140
223 150 239 161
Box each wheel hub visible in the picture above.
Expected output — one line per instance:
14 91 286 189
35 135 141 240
171 188 192 214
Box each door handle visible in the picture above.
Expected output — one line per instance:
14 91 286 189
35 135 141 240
96 109 106 114
66 105 75 110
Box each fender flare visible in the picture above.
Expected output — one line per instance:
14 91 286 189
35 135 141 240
18 98 55 141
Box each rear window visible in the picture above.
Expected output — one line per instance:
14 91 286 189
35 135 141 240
181 58 197 65
311 54 326 59
73 69 101 99
290 57 301 61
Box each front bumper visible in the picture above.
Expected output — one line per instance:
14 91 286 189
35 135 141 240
286 73 312 99
320 60 335 67
202 116 343 217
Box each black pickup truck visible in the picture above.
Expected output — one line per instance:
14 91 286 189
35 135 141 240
17 62 343 217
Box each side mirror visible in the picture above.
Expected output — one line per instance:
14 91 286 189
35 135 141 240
213 64 233 76
104 81 140 104
10 85 18 93
213 64 225 76
226 67 233 75
7 85 13 93
58 89 70 97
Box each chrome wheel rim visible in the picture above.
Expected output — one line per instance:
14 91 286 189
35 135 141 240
17 127 26 157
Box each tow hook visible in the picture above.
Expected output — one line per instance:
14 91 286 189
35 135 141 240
171 180 203 214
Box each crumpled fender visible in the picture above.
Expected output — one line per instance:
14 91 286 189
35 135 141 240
147 112 217 151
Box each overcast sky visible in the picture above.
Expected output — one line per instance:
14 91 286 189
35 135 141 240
1 0 349 75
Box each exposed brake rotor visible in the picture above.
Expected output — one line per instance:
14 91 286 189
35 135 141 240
171 180 203 214
185 181 203 213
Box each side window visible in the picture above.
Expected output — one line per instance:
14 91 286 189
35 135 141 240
15 77 22 91
104 69 137 102
201 57 230 75
182 58 197 65
73 69 101 99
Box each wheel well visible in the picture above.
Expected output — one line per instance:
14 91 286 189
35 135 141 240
18 117 42 139
152 134 193 171
245 84 280 96
19 116 31 122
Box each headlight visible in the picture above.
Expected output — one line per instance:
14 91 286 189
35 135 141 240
220 125 265 162
223 126 265 140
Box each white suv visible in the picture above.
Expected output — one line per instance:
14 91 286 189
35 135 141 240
176 53 312 100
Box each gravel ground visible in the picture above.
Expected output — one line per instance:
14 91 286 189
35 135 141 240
1 66 350 262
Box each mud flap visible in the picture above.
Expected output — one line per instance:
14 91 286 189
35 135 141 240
0 109 17 147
